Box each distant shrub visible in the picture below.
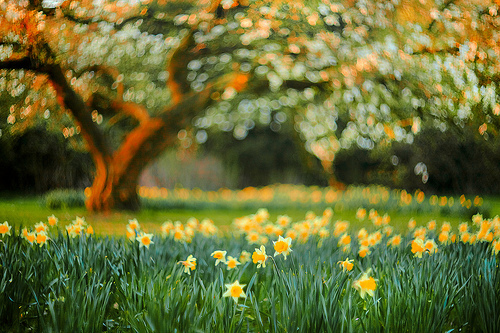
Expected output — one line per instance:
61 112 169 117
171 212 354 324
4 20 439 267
334 126 500 196
44 189 85 209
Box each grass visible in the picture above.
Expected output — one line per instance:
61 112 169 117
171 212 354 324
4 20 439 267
1 190 499 236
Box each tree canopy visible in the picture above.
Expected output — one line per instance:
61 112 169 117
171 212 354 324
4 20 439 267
1 0 499 210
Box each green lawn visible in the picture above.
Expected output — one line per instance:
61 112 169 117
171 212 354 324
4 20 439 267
2 194 500 236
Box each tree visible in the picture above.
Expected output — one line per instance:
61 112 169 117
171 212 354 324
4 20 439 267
0 0 248 211
1 0 499 211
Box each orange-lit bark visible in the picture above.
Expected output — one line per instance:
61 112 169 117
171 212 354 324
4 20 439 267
84 77 229 211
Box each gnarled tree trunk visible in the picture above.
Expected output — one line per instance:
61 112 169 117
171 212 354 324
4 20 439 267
84 85 222 211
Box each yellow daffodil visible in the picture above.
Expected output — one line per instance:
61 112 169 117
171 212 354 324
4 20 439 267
472 213 483 225
264 223 275 235
492 239 500 255
161 221 174 237
338 258 354 272
26 231 36 245
252 245 268 268
333 221 349 237
357 228 368 240
356 208 366 220
0 221 12 237
353 271 377 299
211 250 227 266
273 236 292 259
200 218 218 237
323 207 333 219
246 232 261 244
372 216 383 227
427 220 436 231
387 234 402 247
126 226 136 241
186 217 198 229
319 228 330 239
223 280 246 303
36 231 49 247
239 250 251 264
128 218 140 231
450 234 457 243
47 214 58 227
470 235 477 244
461 232 470 244
285 229 298 240
86 225 94 235
226 256 241 270
21 227 35 244
136 233 153 248
440 222 451 233
424 239 438 255
383 226 393 237
172 228 185 242
408 218 416 230
73 216 86 226
438 231 449 244
358 246 371 258
413 227 426 240
458 223 468 234
34 222 47 233
255 208 269 223
338 233 351 247
178 255 197 275
305 211 316 220
277 215 291 227
411 238 425 258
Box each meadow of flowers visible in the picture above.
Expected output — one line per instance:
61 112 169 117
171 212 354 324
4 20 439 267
46 184 487 220
1 206 500 332
138 185 487 219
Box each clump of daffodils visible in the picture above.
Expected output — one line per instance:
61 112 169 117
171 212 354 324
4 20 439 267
66 216 94 238
233 208 333 248
21 227 48 247
161 218 219 243
126 218 141 241
411 238 438 258
178 255 197 275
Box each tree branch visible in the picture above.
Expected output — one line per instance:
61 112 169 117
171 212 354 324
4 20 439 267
0 57 34 71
